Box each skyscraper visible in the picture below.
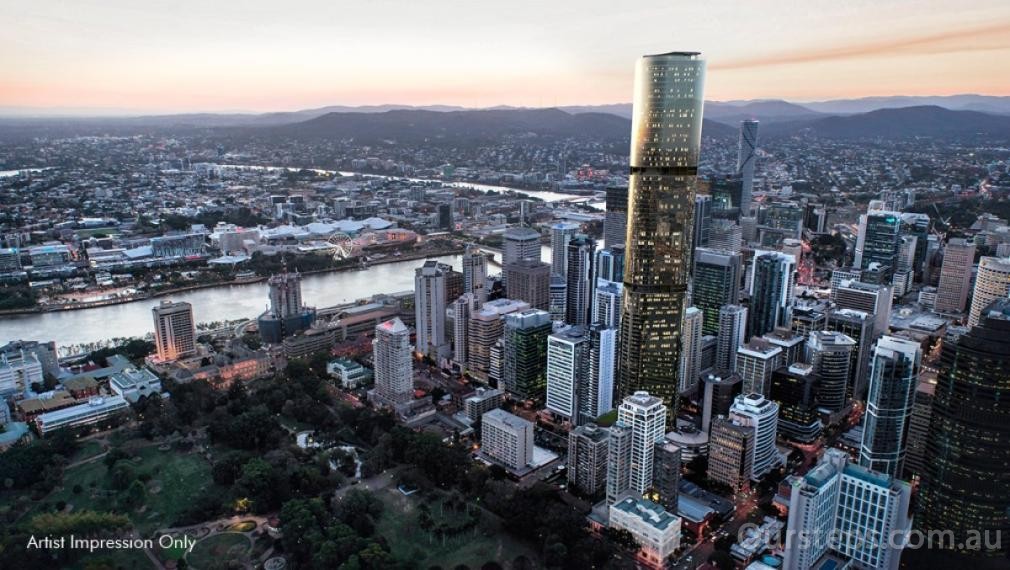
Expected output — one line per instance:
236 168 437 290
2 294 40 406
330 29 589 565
618 391 668 496
550 222 580 277
152 300 196 362
606 422 634 505
853 208 902 282
747 251 796 339
468 298 530 383
737 120 759 215
258 270 316 343
461 245 489 303
693 194 713 251
716 304 748 372
708 416 754 491
414 260 449 360
967 255 1010 327
604 186 629 248
546 326 589 422
834 279 891 339
735 338 783 396
730 393 781 481
619 51 706 419
503 259 551 312
449 293 478 369
826 308 875 400
502 226 541 289
372 317 413 407
593 279 623 328
919 299 1010 554
933 238 975 314
679 307 703 394
586 324 617 423
567 423 610 497
807 331 856 415
501 308 551 400
565 234 595 326
595 245 625 284
692 248 742 335
769 363 821 443
859 335 922 478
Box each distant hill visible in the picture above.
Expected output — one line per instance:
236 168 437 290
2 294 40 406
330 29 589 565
803 95 1010 115
765 106 1010 139
268 107 736 143
704 100 824 125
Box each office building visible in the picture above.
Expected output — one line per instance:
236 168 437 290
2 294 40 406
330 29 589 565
769 363 820 443
595 245 625 284
782 452 844 570
619 51 706 419
502 226 541 266
34 395 131 436
747 250 796 339
708 416 754 491
834 279 892 338
735 338 783 396
501 308 551 400
761 327 806 367
152 300 196 362
372 318 412 407
461 245 489 303
967 256 1010 327
933 238 975 314
0 351 44 398
679 307 704 393
550 222 580 277
549 274 567 321
565 234 596 326
481 409 534 471
829 266 862 301
546 326 589 421
586 324 617 423
737 120 759 215
791 306 826 338
826 308 875 400
918 299 1010 554
619 391 668 495
567 423 610 496
609 496 682 567
693 194 713 250
716 305 747 372
902 380 934 480
730 393 781 481
604 186 628 248
468 298 530 382
504 259 551 311
708 219 743 253
693 248 742 335
854 209 903 282
701 372 743 433
0 340 59 380
438 202 453 230
859 336 921 478
593 279 623 328
807 331 855 414
415 260 450 360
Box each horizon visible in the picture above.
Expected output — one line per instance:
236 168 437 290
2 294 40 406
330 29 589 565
3 0 1009 115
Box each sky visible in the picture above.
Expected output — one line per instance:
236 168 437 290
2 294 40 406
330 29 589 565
2 0 1009 115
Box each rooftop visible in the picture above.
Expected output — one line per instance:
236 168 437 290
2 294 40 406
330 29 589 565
612 496 680 531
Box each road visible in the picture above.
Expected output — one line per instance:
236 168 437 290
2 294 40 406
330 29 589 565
669 489 765 570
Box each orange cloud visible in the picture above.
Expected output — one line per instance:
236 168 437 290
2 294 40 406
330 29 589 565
712 21 1010 71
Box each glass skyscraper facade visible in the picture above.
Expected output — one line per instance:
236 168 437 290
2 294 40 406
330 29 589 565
618 51 706 419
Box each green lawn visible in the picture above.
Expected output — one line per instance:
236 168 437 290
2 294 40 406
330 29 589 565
375 489 539 569
186 532 252 570
70 440 106 463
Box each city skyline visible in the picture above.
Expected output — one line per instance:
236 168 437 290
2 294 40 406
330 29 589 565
3 0 1009 114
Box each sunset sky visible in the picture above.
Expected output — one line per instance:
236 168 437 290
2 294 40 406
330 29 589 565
2 0 1009 115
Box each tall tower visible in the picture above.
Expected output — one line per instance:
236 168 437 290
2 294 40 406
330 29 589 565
604 186 629 248
693 248 742 335
918 299 1010 554
152 300 196 362
564 234 595 326
414 260 448 360
859 335 922 478
678 307 703 393
461 245 489 304
550 222 580 277
933 238 975 314
967 256 1010 327
372 317 413 406
268 271 303 318
618 51 706 419
747 251 796 339
737 120 759 215
617 391 668 496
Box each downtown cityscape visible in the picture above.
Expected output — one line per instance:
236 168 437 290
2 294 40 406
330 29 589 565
2 2 1010 570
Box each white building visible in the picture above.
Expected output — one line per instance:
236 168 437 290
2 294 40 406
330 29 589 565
414 260 449 360
0 350 44 397
546 326 588 421
481 408 534 471
736 339 783 396
327 358 372 389
372 318 413 406
585 324 617 423
618 391 668 495
35 395 130 436
109 367 162 403
593 279 623 328
550 221 580 277
968 256 1010 327
729 393 781 481
783 452 844 570
679 307 703 393
463 387 503 422
609 496 682 567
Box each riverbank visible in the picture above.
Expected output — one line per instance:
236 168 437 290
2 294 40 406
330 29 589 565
0 245 464 317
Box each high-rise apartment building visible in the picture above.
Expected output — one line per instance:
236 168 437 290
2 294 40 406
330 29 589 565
747 251 796 339
618 391 668 496
593 279 623 328
619 51 706 419
652 440 682 512
550 222 580 278
716 304 748 372
679 307 704 394
586 324 617 423
606 422 634 505
152 300 196 362
461 245 489 303
449 293 478 369
372 317 413 407
967 256 1010 327
415 260 449 360
859 336 922 478
481 409 534 471
567 423 610 496
545 326 589 421
501 308 551 400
